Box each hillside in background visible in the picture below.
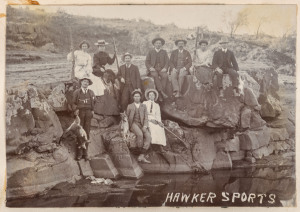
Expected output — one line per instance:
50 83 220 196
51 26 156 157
5 5 296 82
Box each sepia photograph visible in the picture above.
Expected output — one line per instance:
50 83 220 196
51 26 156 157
3 3 297 208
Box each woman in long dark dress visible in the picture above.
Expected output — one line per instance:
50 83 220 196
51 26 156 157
92 40 119 115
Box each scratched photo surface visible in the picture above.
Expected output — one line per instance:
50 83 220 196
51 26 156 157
5 4 296 207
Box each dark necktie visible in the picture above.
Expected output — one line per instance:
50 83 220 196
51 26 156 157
150 101 153 113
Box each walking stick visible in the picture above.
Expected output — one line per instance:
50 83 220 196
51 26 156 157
152 121 188 147
68 26 75 80
112 37 120 73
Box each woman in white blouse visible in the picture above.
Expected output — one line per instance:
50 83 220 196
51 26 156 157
67 40 106 96
143 88 167 152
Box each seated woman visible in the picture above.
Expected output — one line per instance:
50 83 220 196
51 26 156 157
67 40 106 96
143 88 167 153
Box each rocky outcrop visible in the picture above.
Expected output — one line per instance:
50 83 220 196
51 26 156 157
5 62 294 199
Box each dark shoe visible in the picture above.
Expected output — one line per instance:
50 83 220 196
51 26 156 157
159 145 166 153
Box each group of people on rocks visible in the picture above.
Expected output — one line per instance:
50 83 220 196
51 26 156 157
68 36 240 162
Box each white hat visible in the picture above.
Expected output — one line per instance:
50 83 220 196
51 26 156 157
94 40 109 46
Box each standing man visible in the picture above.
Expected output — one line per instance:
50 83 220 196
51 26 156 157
118 52 142 112
169 39 192 97
212 37 240 97
126 89 151 163
93 40 116 78
72 75 95 161
145 37 169 100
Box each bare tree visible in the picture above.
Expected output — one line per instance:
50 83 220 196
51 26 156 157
223 10 249 38
255 17 268 39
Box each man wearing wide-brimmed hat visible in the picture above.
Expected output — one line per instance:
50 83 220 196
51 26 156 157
126 89 151 163
72 75 95 161
212 37 240 97
92 40 116 77
145 37 169 100
117 52 142 111
169 39 192 97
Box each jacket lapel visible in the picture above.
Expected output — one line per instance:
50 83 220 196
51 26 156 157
174 49 179 65
139 104 144 125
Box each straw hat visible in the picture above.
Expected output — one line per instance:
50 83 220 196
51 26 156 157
145 88 159 101
94 40 109 46
122 52 133 61
131 89 142 97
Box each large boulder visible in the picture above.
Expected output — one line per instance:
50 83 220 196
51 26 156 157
160 75 244 128
102 129 144 179
239 126 270 150
6 146 80 199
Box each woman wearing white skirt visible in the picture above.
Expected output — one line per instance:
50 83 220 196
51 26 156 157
143 88 167 153
67 40 106 96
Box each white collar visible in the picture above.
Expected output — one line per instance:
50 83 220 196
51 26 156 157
81 88 88 93
222 48 227 53
126 64 131 68
155 48 161 52
134 102 140 108
178 49 184 53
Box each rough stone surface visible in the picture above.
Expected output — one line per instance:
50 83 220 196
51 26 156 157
239 126 270 150
240 107 251 129
245 156 256 163
140 152 193 173
90 154 120 179
161 75 244 128
224 136 240 152
212 151 232 169
252 145 274 159
6 146 80 199
106 135 144 179
259 94 282 118
78 160 94 177
229 150 246 161
269 127 289 141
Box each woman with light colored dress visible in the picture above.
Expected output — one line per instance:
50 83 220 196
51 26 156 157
67 40 106 96
143 88 167 152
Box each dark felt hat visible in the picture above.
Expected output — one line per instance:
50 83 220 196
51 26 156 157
175 39 187 45
79 75 93 85
198 40 208 45
152 37 165 46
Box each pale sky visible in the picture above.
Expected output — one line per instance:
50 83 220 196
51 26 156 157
19 5 297 37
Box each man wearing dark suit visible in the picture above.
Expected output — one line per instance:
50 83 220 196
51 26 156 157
212 37 240 97
72 76 95 161
145 37 169 100
117 52 142 112
126 89 151 163
169 39 192 97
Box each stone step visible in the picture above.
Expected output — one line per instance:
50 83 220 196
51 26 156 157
90 154 120 179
